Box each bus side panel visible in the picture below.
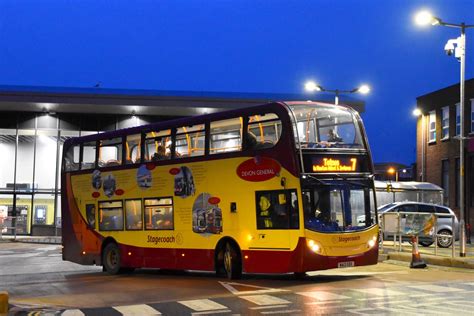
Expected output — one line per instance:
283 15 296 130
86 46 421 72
119 244 215 271
62 174 102 266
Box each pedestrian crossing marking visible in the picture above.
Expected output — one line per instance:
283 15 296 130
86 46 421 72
296 291 350 301
239 294 291 306
178 299 228 312
408 284 463 292
61 310 85 316
219 281 288 295
249 304 289 310
260 309 302 315
352 288 405 296
113 304 161 315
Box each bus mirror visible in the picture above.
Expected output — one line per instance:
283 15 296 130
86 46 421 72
230 202 237 213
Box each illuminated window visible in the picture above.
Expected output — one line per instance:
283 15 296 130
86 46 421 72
81 141 97 170
125 134 141 164
144 129 171 162
441 106 449 139
99 200 124 231
125 199 143 230
246 113 282 150
99 137 123 167
210 117 242 154
176 124 205 157
428 110 436 143
64 144 80 171
144 197 174 230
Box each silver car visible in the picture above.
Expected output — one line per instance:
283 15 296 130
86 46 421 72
378 202 459 248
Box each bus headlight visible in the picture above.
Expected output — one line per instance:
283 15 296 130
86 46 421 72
307 239 321 253
367 235 377 248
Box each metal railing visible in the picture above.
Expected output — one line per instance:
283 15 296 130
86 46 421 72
380 211 456 258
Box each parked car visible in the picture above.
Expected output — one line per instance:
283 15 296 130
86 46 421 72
377 202 459 248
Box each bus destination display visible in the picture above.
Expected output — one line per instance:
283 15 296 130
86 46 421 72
312 157 358 172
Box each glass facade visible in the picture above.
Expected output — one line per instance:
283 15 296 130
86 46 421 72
0 112 163 236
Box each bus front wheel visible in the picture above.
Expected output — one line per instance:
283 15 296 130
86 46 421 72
103 243 121 275
224 243 242 280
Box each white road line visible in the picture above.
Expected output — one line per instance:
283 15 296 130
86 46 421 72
297 291 350 301
260 309 301 315
191 310 231 316
346 307 420 315
305 302 357 308
239 294 291 306
408 284 463 293
178 299 228 312
249 305 289 310
352 288 405 296
61 310 85 316
113 304 161 315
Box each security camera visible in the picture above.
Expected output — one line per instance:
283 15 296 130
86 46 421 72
444 41 455 56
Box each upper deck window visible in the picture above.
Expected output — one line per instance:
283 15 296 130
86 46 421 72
246 113 282 150
99 137 123 167
210 117 242 154
126 134 141 164
290 105 363 149
64 144 80 171
176 124 205 157
144 129 171 162
81 141 97 170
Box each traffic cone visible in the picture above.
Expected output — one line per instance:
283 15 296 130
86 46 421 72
410 235 427 269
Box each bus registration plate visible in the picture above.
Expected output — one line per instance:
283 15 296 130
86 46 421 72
337 261 355 268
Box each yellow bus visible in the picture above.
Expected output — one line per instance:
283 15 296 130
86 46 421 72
61 101 379 279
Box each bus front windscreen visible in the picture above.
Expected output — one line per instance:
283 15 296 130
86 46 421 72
302 179 376 232
289 104 364 149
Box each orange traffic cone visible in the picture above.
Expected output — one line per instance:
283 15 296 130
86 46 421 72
410 235 427 269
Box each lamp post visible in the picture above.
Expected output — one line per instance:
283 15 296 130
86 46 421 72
413 108 425 182
415 10 474 257
305 81 370 105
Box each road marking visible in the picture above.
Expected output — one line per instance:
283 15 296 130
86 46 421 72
61 310 85 316
239 294 291 306
219 281 288 295
250 305 289 310
178 299 228 312
113 304 161 315
191 310 231 315
297 291 350 301
352 288 405 296
260 309 301 315
347 307 419 315
408 284 463 292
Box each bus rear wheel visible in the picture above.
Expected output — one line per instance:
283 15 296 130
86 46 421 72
103 243 121 275
224 243 242 280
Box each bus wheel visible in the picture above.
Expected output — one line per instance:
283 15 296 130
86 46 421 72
103 243 121 275
224 243 242 280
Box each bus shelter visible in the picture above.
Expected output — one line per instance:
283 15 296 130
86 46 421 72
375 180 444 207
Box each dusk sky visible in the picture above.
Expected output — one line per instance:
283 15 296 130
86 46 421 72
0 0 473 165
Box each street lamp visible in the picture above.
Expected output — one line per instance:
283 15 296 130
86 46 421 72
304 81 370 105
413 108 425 182
415 10 474 257
387 167 398 182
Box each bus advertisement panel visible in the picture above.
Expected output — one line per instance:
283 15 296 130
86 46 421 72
61 101 378 279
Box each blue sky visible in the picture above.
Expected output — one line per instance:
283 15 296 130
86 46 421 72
0 0 473 164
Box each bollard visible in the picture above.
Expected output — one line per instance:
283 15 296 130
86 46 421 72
410 235 427 269
0 291 9 314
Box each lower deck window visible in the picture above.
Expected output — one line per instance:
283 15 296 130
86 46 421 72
99 200 124 231
144 197 174 230
256 189 299 229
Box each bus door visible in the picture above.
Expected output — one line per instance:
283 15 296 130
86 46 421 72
251 189 299 250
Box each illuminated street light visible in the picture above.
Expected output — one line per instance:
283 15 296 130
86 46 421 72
304 81 371 105
415 9 474 257
387 167 398 182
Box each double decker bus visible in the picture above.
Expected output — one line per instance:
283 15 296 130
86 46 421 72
61 101 378 279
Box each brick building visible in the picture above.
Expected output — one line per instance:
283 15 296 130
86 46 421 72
415 79 474 228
